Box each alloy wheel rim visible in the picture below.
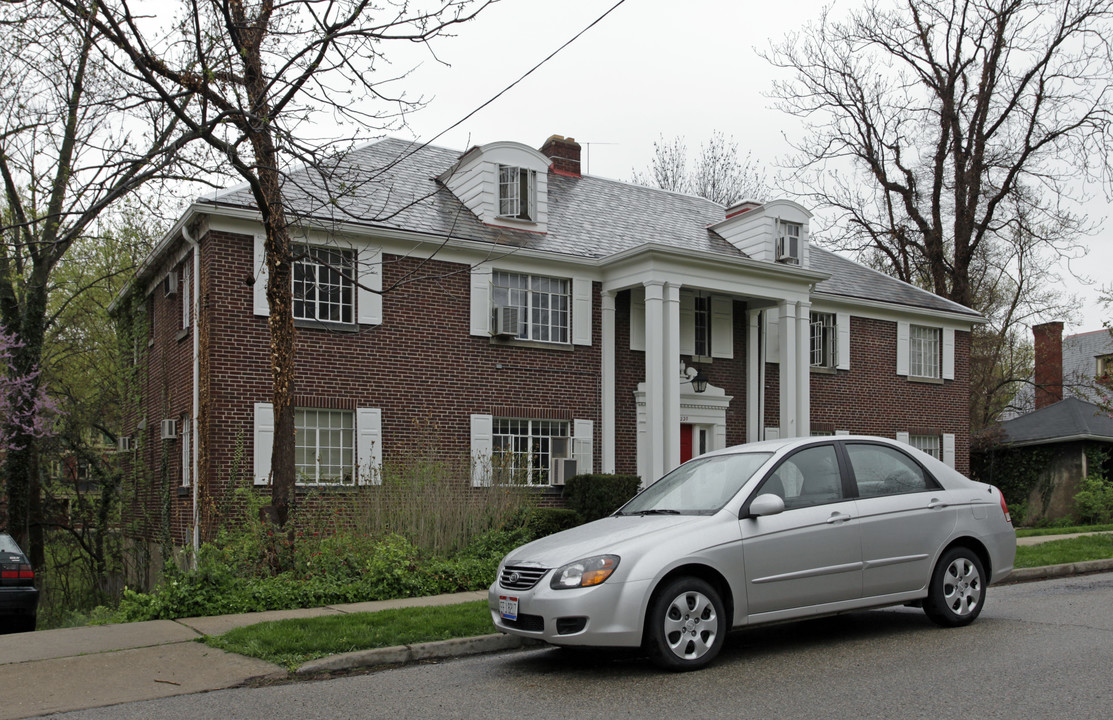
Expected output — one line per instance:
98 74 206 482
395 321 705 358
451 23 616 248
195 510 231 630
663 590 719 660
942 557 982 616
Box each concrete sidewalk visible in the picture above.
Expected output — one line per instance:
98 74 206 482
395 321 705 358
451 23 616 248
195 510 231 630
2 532 1112 719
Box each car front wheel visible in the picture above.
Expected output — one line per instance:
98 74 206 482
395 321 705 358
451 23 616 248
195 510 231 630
645 577 726 671
923 546 986 627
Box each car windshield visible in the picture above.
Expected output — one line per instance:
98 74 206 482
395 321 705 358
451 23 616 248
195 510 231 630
617 453 773 515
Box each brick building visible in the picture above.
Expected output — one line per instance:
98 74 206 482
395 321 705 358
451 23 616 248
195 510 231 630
116 134 983 548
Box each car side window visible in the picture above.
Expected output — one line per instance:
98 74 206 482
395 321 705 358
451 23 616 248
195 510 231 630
846 443 934 497
756 445 843 509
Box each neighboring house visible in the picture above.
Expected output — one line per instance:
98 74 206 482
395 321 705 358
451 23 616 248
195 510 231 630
114 134 983 549
988 322 1113 523
1004 323 1113 418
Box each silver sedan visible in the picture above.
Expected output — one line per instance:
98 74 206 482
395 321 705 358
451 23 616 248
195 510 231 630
488 435 1016 670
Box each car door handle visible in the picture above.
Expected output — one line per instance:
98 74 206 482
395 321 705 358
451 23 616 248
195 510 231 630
826 512 853 524
927 499 948 509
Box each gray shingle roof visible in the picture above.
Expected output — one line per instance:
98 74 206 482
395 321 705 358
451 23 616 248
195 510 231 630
997 396 1113 445
199 137 978 316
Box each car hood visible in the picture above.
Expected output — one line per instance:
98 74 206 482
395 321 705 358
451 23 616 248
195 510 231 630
503 514 707 568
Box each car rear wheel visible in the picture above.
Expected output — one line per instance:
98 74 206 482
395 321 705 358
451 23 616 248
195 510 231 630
645 577 725 671
923 546 985 627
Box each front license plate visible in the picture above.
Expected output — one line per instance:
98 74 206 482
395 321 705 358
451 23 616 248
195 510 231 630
499 595 518 621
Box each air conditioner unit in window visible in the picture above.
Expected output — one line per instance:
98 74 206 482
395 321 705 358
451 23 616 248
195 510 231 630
160 418 177 440
164 270 178 297
550 458 578 487
117 436 133 452
491 306 520 338
775 237 799 264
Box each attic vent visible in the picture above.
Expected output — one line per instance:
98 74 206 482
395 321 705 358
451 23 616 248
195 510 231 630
492 306 521 338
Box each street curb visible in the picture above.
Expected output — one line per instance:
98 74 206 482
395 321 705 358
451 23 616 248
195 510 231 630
1000 558 1113 584
294 633 535 675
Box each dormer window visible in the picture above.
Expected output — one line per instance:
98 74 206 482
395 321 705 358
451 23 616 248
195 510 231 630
499 165 536 221
776 221 801 264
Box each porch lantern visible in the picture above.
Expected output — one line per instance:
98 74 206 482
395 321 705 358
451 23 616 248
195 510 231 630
690 367 709 394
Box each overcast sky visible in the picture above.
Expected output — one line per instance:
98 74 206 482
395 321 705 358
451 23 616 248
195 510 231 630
377 0 1110 333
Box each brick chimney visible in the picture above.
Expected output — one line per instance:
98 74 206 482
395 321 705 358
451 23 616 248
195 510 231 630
540 135 581 177
1033 321 1064 409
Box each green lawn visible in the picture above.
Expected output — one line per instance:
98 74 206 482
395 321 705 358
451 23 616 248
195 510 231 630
1013 534 1113 568
204 600 493 670
1015 523 1113 538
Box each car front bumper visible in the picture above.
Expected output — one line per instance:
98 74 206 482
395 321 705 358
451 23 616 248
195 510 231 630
488 576 652 648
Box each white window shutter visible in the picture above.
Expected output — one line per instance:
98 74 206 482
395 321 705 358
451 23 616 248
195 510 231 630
356 408 382 484
629 289 645 351
942 433 956 468
679 291 695 356
711 296 734 359
357 246 382 326
896 431 910 445
470 413 493 486
572 277 592 346
470 266 492 337
942 327 955 380
896 321 910 376
253 234 269 316
837 312 851 370
573 419 594 475
254 402 274 485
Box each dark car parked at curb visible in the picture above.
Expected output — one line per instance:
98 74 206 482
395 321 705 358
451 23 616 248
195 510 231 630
0 533 38 633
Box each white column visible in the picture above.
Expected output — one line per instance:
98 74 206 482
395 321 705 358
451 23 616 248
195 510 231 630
643 281 666 483
663 283 682 473
779 300 798 439
601 290 616 473
796 300 811 437
747 309 761 443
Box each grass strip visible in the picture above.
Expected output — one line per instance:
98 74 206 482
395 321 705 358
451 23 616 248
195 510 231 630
1014 534 1113 568
1015 523 1113 538
203 600 492 670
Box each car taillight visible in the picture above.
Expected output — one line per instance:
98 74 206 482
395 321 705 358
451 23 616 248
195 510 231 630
998 490 1012 524
1 564 33 581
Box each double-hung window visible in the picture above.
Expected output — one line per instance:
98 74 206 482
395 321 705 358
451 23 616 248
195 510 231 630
776 221 801 264
498 165 536 221
492 418 570 485
909 325 941 379
810 312 837 368
295 409 354 484
492 271 570 343
909 434 941 459
293 245 355 324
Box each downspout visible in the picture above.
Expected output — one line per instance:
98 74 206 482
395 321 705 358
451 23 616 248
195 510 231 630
181 223 200 565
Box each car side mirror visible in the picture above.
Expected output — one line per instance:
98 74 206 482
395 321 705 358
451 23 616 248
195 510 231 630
743 493 785 519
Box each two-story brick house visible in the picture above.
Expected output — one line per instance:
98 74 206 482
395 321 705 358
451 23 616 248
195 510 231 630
117 134 982 549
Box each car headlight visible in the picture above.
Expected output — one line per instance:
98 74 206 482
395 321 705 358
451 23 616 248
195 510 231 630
550 555 620 589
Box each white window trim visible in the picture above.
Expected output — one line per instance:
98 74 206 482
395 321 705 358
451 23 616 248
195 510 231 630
253 233 381 325
181 416 191 487
470 413 592 487
477 269 591 346
254 403 381 486
497 165 536 221
181 262 191 330
897 321 953 379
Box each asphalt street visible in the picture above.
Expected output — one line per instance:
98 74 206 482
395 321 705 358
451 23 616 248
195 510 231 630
40 571 1113 720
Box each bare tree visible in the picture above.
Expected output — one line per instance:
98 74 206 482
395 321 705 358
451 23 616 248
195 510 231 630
0 2 195 564
57 0 495 535
766 0 1113 425
632 131 768 206
766 0 1112 307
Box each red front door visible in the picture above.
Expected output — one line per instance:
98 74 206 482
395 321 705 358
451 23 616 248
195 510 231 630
680 424 694 464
